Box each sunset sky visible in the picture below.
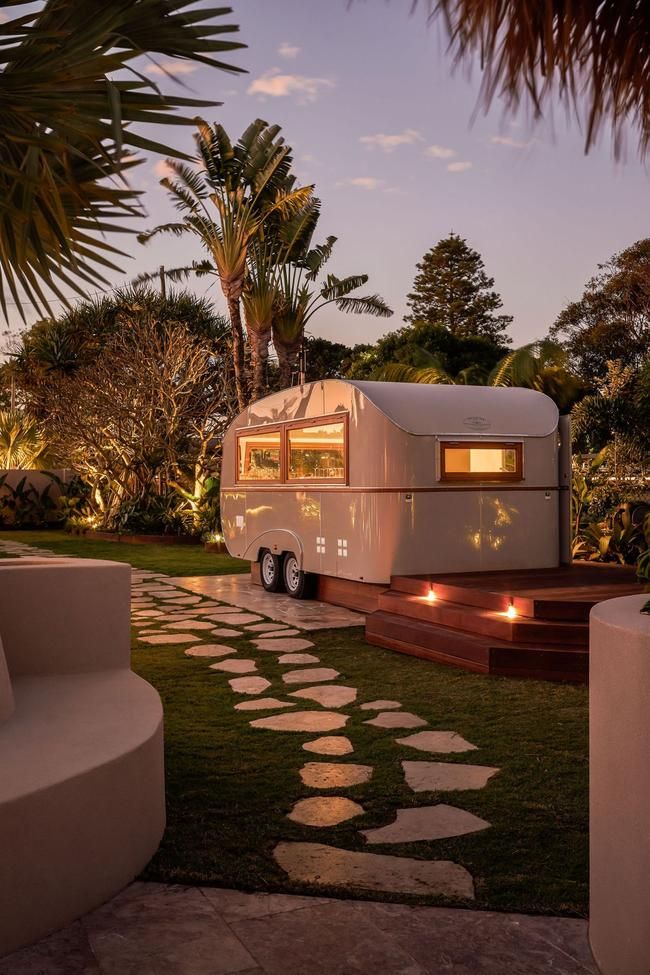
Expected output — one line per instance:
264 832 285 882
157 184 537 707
5 0 650 348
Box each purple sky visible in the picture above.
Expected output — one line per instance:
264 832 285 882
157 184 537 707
4 0 650 349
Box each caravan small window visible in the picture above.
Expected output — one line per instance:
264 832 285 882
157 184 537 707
440 442 523 481
287 418 346 482
237 429 282 481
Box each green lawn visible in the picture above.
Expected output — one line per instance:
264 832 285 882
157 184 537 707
0 530 589 916
0 529 247 575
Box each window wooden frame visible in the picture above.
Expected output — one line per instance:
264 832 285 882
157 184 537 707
439 440 523 482
285 413 349 485
234 413 349 486
235 424 284 483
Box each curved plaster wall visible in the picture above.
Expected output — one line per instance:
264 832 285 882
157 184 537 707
590 594 650 975
0 558 165 957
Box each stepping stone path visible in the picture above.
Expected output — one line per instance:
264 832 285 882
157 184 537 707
1 540 499 905
235 698 297 712
299 762 373 789
253 638 315 652
228 676 271 695
396 731 478 754
288 797 364 827
210 658 256 674
185 645 234 658
402 761 499 792
364 711 428 729
303 736 354 756
282 667 340 685
359 699 402 711
274 842 475 899
140 633 197 645
277 653 320 665
250 711 348 733
361 805 490 844
290 685 357 708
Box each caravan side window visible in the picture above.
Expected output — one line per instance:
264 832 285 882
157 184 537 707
440 441 523 481
286 417 347 482
237 428 282 481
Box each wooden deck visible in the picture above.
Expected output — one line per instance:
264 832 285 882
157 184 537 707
365 564 643 682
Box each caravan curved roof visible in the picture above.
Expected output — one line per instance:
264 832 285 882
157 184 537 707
345 381 559 438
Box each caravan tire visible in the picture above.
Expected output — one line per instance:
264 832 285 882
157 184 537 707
260 549 285 593
283 553 316 600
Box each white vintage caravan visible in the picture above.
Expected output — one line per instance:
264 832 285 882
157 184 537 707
220 380 571 598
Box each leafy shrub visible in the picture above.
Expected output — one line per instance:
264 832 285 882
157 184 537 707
0 472 84 528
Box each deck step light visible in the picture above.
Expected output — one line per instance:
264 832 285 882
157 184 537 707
426 588 437 602
505 603 517 620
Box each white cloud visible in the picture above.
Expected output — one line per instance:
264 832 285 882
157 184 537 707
146 60 197 77
360 128 422 153
425 144 457 159
153 160 174 179
490 135 531 150
337 177 385 191
278 42 301 59
247 69 334 103
447 161 472 173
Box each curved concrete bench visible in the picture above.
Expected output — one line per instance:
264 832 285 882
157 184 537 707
0 557 165 957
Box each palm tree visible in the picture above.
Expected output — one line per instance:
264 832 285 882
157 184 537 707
139 120 314 409
376 340 583 410
0 1 244 318
0 411 49 469
272 234 394 388
411 1 650 158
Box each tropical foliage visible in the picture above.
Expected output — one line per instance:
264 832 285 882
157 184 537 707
0 409 49 468
414 1 650 159
0 0 243 317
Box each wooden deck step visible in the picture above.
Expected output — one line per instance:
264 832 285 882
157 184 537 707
366 611 589 683
377 591 589 647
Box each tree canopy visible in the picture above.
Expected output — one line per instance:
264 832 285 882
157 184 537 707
405 233 512 343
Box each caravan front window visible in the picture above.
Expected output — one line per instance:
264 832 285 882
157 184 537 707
440 441 523 481
287 418 346 482
237 429 282 481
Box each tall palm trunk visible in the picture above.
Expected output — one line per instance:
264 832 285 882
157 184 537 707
248 327 272 402
223 283 247 411
275 338 302 389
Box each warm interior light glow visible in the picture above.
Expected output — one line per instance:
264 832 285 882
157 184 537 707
505 603 517 620
426 589 437 602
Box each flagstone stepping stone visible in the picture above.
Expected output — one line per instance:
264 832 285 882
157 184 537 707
165 620 216 630
132 610 165 619
361 804 490 844
235 698 297 711
210 658 257 674
402 761 499 792
364 711 427 729
250 711 349 733
245 623 295 632
290 685 357 708
282 667 340 685
159 595 202 605
254 638 315 652
138 629 162 636
277 653 321 665
210 613 262 625
251 629 302 639
229 676 271 695
299 762 373 789
140 633 197 645
274 842 474 899
359 700 402 711
288 797 364 827
396 731 478 754
185 644 235 658
210 628 244 638
303 736 354 756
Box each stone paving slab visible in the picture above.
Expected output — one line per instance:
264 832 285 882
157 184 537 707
274 843 475 900
210 659 257 674
277 653 320 665
300 762 373 789
364 711 427 729
396 731 478 754
253 638 315 653
229 676 272 695
361 804 490 844
168 574 365 630
290 685 357 708
250 711 349 733
303 736 354 756
282 667 340 685
288 797 365 827
403 761 500 792
235 698 297 712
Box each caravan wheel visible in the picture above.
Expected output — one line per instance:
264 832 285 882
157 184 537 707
283 552 316 600
260 549 285 592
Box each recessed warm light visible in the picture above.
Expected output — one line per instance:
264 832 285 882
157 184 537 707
505 603 517 620
426 589 437 602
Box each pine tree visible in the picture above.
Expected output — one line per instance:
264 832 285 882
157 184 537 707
405 233 512 343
